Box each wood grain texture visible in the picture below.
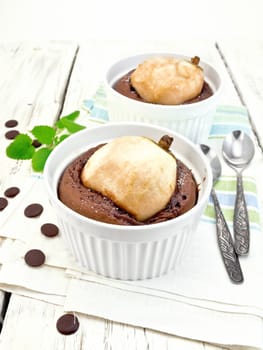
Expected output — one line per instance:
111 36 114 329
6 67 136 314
0 41 78 346
0 294 229 350
0 41 78 192
0 40 262 350
217 40 263 148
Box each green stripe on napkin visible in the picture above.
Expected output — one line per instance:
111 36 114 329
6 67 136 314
213 176 257 193
204 205 260 228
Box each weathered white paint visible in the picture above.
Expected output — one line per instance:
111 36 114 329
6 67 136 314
0 42 78 192
0 40 262 349
0 294 231 350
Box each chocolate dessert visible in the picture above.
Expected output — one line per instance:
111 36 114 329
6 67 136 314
58 137 198 226
113 69 213 105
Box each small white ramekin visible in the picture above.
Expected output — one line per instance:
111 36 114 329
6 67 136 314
44 123 212 280
105 52 222 144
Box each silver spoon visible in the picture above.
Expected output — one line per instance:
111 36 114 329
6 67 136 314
200 144 244 283
222 130 255 256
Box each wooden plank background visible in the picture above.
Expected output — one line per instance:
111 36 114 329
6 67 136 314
0 39 262 349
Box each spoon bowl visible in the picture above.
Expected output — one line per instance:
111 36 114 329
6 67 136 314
200 144 243 283
200 144 221 183
222 130 255 255
222 130 255 172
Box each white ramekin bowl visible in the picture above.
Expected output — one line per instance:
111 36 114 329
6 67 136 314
105 52 222 144
44 122 212 280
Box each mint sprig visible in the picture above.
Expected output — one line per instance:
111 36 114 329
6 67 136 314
6 110 85 172
6 134 36 160
31 125 56 145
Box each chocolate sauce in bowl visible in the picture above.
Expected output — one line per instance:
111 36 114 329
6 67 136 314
58 144 198 226
113 69 213 105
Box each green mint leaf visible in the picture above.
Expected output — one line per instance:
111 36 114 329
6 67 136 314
62 110 80 121
53 134 70 146
32 147 52 172
5 109 84 172
55 110 80 129
31 125 56 145
6 134 35 160
56 119 85 133
55 119 65 129
57 134 70 144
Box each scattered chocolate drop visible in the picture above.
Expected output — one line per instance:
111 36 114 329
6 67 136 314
5 130 20 140
40 223 59 237
4 186 20 198
5 119 18 128
0 197 8 211
32 139 42 148
56 314 80 335
24 203 43 218
24 249 46 267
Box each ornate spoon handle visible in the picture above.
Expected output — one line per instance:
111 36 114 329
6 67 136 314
211 188 244 283
234 173 250 255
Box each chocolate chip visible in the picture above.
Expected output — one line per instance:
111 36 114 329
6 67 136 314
40 223 59 237
32 139 42 148
5 130 20 140
24 203 43 217
0 197 8 211
4 186 20 198
5 119 18 128
56 314 80 335
24 249 45 267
